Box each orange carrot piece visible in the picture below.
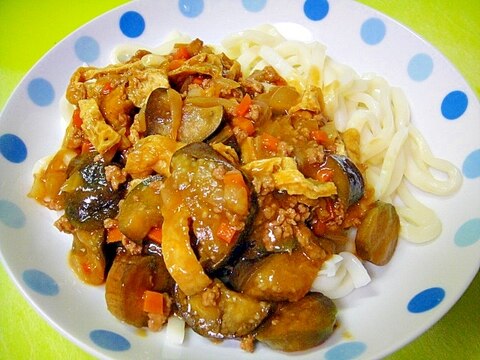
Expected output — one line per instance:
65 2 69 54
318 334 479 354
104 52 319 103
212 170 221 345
232 116 255 136
223 171 246 189
311 129 329 144
147 227 163 244
168 59 185 71
102 82 113 95
216 222 237 244
72 108 83 128
192 76 204 85
143 290 164 314
81 141 94 154
107 227 123 243
236 94 252 117
172 45 190 60
261 133 280 152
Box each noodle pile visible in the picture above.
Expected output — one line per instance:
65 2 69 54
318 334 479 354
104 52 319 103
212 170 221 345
218 25 462 243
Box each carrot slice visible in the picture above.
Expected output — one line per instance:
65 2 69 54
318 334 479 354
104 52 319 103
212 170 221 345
223 170 245 187
232 116 255 136
107 227 124 243
311 129 329 144
261 133 280 152
217 222 237 244
72 108 83 128
236 94 252 117
147 227 163 243
143 290 164 314
172 45 190 60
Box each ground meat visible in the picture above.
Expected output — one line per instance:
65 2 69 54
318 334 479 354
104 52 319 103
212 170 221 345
105 165 127 191
147 293 172 331
202 283 221 307
122 237 142 255
103 218 118 229
212 164 227 181
253 192 313 252
241 78 264 96
54 215 75 234
240 334 255 353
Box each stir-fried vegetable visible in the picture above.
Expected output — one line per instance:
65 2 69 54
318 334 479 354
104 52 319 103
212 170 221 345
29 36 400 353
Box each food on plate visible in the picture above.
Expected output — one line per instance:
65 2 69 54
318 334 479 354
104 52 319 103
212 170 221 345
28 25 461 353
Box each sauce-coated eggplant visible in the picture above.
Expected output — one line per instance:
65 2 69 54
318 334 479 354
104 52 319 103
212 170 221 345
117 175 164 242
174 279 271 339
64 156 124 230
105 253 174 327
355 201 400 265
256 292 337 352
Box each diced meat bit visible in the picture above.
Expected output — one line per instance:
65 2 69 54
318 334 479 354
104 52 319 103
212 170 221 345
212 164 227 181
254 193 313 251
103 218 118 229
122 237 142 255
233 126 249 144
246 103 261 122
147 294 172 332
240 334 255 353
201 283 221 307
241 77 264 96
304 146 324 165
54 215 75 234
105 165 127 191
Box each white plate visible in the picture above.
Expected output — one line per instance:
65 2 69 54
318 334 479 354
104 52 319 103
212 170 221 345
0 0 479 359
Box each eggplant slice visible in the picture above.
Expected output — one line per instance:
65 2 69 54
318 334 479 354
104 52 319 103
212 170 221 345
174 279 271 339
164 142 257 273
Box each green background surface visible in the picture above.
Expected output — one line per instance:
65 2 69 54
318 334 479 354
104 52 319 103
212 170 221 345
0 0 479 359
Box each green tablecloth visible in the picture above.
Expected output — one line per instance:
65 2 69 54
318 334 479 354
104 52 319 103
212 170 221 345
0 0 478 359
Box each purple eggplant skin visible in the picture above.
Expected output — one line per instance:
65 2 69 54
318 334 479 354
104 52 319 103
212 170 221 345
64 156 124 230
169 142 258 273
355 201 400 265
255 292 337 352
173 279 271 339
326 154 364 207
145 87 224 143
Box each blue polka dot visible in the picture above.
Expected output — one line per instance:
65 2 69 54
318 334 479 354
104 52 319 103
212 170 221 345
74 36 100 63
360 18 386 45
0 200 26 228
325 341 367 360
304 0 330 21
22 269 59 296
463 149 480 179
441 90 468 120
455 218 480 247
407 287 445 313
119 11 145 38
0 133 27 163
90 330 131 352
178 0 204 18
242 0 267 12
408 53 433 81
27 78 55 107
